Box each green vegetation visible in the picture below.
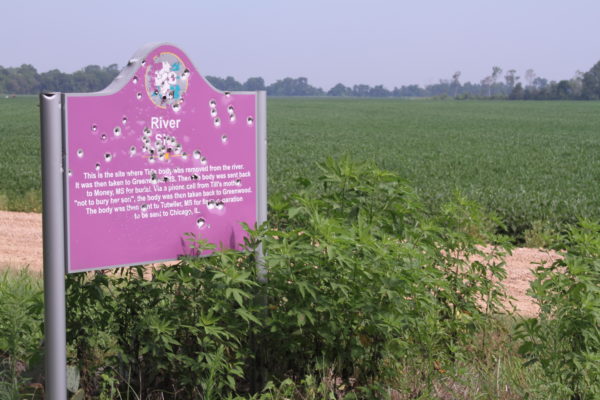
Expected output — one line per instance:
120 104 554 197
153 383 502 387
1 159 598 398
516 221 600 399
0 64 119 95
4 59 600 100
268 98 600 240
0 268 43 400
3 97 600 240
0 160 515 398
0 97 42 212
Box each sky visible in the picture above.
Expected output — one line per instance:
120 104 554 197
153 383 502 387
3 0 600 90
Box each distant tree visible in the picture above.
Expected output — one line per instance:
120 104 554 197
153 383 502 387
504 69 519 90
2 59 596 101
486 66 502 96
481 75 493 97
267 77 323 96
555 80 573 99
242 77 265 91
102 64 120 87
69 64 119 92
393 84 425 97
3 64 40 94
478 66 503 97
206 76 243 91
223 76 244 91
524 69 536 88
205 76 225 90
0 67 6 93
532 77 548 90
352 84 371 97
458 81 482 97
72 66 100 91
509 82 524 100
452 71 461 97
492 66 502 83
582 60 600 99
40 69 74 92
0 63 121 94
369 85 391 97
327 83 352 96
426 80 452 97
522 87 535 100
569 71 584 98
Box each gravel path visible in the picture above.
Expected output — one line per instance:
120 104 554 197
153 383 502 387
0 210 560 316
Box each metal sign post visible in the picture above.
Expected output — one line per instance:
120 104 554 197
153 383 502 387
256 90 268 283
40 92 67 399
39 43 267 398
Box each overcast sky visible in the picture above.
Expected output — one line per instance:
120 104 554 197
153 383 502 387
3 0 599 90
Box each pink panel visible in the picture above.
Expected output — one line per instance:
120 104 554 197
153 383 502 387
65 45 257 272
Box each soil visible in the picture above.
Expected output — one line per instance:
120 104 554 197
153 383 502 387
1 210 44 274
485 246 561 316
0 210 561 317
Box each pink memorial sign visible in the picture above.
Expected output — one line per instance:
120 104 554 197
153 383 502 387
63 44 265 273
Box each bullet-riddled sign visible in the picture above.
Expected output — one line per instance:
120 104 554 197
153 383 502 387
62 43 266 273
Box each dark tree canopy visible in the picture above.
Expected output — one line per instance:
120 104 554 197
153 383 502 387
582 60 600 100
3 58 600 100
0 64 120 94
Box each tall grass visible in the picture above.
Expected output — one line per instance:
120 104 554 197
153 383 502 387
0 267 43 399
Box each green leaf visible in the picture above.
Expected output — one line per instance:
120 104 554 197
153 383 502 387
235 308 262 325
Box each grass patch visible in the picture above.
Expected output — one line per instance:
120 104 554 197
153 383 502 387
0 267 43 400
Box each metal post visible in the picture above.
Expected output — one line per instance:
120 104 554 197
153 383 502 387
40 93 67 399
251 91 268 392
256 90 268 283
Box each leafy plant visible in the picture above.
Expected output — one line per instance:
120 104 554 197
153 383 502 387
0 269 43 399
516 220 600 399
66 243 262 398
523 220 560 248
256 157 510 391
61 157 516 398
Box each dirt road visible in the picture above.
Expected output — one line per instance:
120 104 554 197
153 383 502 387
0 210 560 316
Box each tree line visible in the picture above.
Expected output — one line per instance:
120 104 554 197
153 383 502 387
0 64 120 94
3 60 600 100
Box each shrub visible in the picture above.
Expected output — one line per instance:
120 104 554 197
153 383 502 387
67 248 261 398
256 157 510 389
65 157 510 398
516 220 600 399
0 269 43 399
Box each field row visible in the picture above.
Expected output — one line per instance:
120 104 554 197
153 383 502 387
267 98 600 237
2 97 600 238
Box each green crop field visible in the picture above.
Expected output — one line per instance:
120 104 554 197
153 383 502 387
2 96 600 238
0 96 42 212
268 98 600 237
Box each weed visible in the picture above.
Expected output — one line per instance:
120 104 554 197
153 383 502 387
0 268 43 399
516 220 600 399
